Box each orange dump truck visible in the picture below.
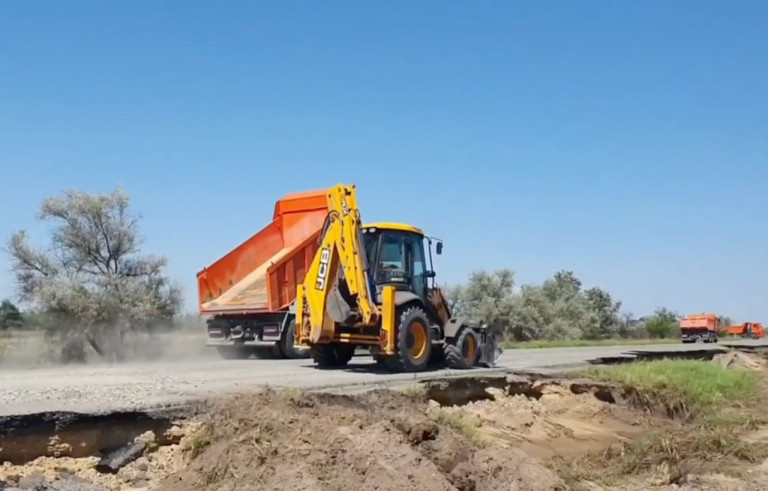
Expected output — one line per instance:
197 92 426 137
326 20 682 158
196 189 328 359
723 322 765 339
680 313 719 343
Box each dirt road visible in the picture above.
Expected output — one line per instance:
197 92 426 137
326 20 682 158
0 341 761 416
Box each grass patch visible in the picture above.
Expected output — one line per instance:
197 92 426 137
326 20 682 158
555 357 768 487
435 409 484 445
185 434 213 459
579 360 759 409
502 338 678 349
400 383 427 399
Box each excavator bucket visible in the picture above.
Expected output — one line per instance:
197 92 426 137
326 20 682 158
477 325 502 367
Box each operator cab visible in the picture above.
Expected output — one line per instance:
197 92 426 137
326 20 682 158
361 223 442 301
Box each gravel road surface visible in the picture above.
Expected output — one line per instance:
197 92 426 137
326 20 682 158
0 341 762 416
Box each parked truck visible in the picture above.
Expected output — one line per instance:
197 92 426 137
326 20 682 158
680 313 719 343
196 189 329 359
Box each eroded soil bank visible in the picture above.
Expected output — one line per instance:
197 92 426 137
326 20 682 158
3 350 768 490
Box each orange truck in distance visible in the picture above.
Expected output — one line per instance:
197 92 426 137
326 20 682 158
723 322 765 339
680 313 719 343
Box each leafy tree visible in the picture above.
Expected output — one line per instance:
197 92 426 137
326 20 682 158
644 307 679 338
0 299 24 330
583 287 622 339
511 270 610 341
446 269 516 338
7 187 182 361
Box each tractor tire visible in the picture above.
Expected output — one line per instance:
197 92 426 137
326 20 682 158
445 328 480 369
216 346 253 360
279 319 310 359
386 306 432 372
311 344 355 369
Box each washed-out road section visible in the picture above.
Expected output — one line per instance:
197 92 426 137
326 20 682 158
0 340 763 416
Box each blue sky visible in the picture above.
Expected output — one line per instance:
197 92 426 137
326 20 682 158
0 1 766 321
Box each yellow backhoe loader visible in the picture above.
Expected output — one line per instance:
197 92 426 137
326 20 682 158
294 184 502 372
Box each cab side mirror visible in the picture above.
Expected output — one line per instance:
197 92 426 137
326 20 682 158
436 242 443 255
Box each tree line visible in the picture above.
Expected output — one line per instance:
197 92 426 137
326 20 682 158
445 270 731 341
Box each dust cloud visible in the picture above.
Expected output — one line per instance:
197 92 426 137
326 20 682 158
0 327 215 369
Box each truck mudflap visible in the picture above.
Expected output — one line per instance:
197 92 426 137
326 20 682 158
477 325 503 367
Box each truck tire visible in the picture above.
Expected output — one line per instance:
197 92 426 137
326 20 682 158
387 306 431 372
216 346 253 360
311 344 355 369
279 319 310 359
445 328 479 369
253 346 281 359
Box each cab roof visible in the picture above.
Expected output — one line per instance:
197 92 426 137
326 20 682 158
362 222 425 235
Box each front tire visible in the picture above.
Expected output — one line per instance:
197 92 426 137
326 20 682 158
387 306 431 372
445 328 480 369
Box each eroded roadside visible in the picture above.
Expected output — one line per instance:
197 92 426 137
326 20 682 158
3 348 768 490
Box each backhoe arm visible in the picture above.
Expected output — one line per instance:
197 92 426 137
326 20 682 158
296 184 379 345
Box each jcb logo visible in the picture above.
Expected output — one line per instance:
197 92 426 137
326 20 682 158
315 248 331 290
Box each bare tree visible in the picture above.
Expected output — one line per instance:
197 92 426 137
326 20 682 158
8 187 182 362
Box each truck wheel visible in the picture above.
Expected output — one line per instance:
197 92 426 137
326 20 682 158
252 346 281 359
445 328 479 369
311 344 355 369
388 306 431 372
279 319 310 359
216 346 252 360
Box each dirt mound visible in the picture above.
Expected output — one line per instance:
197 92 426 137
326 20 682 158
0 378 679 490
435 383 661 460
160 388 565 491
713 351 766 372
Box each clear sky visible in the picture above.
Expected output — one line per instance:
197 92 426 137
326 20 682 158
0 1 766 321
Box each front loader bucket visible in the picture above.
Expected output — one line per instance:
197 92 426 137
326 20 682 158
477 326 503 367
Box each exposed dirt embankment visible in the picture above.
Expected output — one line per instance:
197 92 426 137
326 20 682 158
0 374 672 491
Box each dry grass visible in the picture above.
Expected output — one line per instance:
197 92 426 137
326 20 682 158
554 358 768 487
434 409 484 445
554 425 768 487
400 383 427 399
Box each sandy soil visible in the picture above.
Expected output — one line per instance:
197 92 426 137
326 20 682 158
0 376 671 491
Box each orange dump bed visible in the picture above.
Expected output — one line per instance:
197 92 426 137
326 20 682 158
679 314 718 331
197 189 329 315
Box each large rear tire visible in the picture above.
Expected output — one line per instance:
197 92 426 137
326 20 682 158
311 344 355 369
387 306 431 372
445 328 479 369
